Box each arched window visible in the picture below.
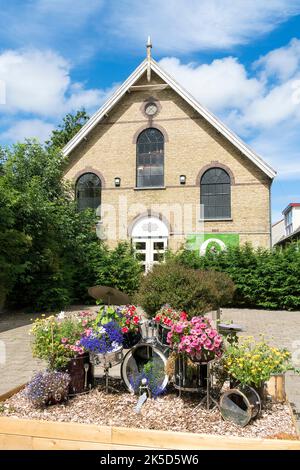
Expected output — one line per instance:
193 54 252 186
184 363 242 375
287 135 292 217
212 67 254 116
75 172 101 213
136 128 164 188
200 168 231 219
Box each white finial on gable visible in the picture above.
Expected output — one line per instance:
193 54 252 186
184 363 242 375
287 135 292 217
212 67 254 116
146 36 152 82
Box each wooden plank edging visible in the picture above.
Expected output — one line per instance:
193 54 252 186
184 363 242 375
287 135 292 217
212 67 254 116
1 385 300 450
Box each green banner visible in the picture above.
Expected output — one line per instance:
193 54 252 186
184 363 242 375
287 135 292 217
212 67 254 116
186 233 239 255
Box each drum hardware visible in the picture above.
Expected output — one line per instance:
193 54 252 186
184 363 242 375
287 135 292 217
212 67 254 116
194 359 220 411
139 318 157 343
134 378 151 414
90 346 124 393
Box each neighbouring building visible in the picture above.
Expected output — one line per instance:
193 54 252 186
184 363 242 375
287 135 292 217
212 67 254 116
63 40 276 271
273 203 300 246
272 218 285 246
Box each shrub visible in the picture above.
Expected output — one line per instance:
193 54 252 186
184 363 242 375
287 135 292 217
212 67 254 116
174 242 300 310
133 260 235 317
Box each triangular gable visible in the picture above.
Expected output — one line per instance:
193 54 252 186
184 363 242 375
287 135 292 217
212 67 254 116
62 58 276 179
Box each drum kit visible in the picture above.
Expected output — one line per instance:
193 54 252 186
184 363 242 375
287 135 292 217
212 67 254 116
88 286 219 409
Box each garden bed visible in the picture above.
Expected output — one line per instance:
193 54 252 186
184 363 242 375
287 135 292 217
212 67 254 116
0 381 299 450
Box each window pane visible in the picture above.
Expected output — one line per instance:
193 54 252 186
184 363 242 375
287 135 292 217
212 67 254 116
153 242 164 250
137 128 164 187
76 172 101 212
135 242 146 250
200 168 231 219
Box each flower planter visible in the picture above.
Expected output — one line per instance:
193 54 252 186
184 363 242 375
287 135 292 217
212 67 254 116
122 330 142 349
157 323 171 347
174 354 207 392
267 374 286 403
62 353 93 396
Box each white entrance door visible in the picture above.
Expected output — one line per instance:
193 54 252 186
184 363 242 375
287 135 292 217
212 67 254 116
132 237 168 273
131 216 169 273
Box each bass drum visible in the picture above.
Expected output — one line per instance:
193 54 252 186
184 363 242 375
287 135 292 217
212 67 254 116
121 342 169 394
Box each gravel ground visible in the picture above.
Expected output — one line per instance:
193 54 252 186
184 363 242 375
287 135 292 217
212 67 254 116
0 380 297 439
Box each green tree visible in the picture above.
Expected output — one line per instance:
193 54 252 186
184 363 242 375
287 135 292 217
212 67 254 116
46 110 89 150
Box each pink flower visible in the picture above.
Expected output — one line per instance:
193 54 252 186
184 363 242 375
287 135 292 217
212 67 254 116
180 311 188 321
174 323 184 333
122 326 129 333
207 329 217 339
84 328 92 337
61 337 68 344
204 339 212 349
200 334 207 342
82 319 88 327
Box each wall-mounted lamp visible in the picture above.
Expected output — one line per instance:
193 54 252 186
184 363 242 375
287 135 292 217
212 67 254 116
114 177 121 187
179 175 186 185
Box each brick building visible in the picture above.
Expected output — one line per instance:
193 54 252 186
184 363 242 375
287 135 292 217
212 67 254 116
63 41 276 271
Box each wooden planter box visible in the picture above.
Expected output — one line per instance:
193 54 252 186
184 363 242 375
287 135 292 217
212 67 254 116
0 385 300 450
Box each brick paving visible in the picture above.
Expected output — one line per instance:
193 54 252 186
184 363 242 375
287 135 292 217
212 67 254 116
0 307 299 430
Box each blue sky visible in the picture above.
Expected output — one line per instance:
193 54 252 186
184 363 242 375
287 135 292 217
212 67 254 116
1 0 300 222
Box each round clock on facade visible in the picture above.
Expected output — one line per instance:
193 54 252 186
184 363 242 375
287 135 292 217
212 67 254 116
145 102 158 116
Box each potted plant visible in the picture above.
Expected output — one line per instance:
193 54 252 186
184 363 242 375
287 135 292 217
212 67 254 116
79 320 124 368
154 304 188 346
167 316 223 390
25 371 70 407
222 336 293 402
30 312 94 395
117 305 142 348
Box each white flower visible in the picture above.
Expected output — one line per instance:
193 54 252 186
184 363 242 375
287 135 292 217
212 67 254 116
57 311 65 320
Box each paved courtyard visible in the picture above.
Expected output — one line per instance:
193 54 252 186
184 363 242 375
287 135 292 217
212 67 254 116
0 307 299 430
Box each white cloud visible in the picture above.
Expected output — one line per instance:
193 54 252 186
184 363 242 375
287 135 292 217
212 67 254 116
0 49 113 117
159 56 262 113
254 38 300 81
159 39 300 178
109 0 300 52
0 119 54 143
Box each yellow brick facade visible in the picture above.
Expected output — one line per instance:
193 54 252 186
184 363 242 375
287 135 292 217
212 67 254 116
64 71 272 251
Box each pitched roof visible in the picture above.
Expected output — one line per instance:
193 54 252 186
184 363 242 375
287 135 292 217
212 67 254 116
62 58 276 179
282 203 300 214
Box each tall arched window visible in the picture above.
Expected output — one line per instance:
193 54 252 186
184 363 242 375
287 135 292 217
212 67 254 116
136 128 164 188
200 168 231 219
75 172 101 213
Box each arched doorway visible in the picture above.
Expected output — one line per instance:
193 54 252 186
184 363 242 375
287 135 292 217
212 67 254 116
131 216 169 273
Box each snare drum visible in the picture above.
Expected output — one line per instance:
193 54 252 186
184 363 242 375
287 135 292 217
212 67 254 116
121 342 169 394
90 346 124 368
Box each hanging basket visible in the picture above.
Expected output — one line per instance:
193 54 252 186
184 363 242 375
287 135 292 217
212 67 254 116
220 385 261 427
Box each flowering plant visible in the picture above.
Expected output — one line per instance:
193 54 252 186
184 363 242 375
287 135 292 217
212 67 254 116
167 316 223 362
25 371 70 407
222 336 293 387
79 321 123 354
116 305 141 334
154 304 188 328
30 312 94 370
